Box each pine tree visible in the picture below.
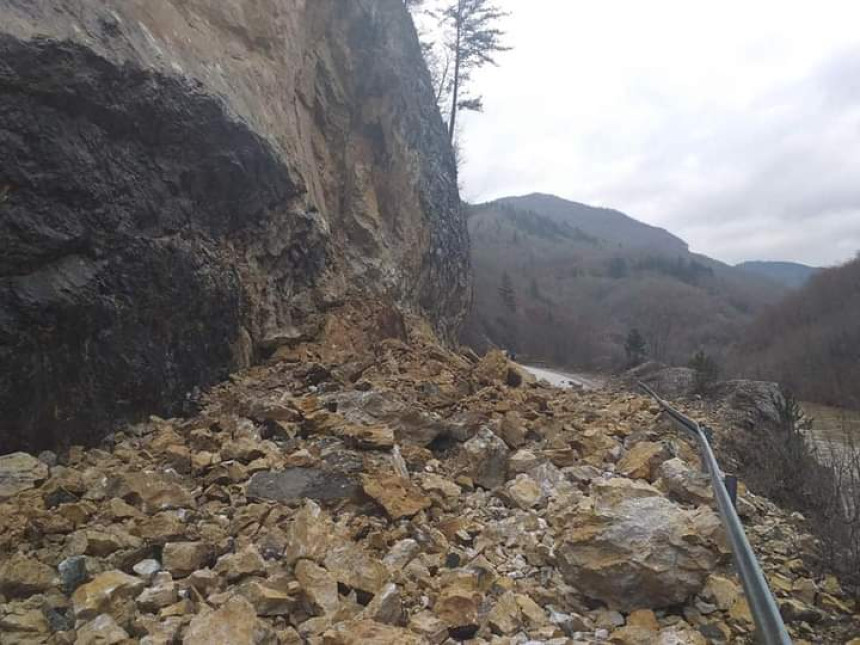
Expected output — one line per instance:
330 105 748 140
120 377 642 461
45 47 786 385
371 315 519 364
689 350 720 394
439 0 510 143
498 271 517 313
624 328 647 367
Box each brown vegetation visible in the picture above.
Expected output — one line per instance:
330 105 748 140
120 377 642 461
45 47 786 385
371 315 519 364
731 257 860 410
722 390 860 597
461 194 785 370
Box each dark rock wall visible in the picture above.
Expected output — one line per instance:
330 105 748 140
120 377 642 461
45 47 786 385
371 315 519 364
0 0 469 451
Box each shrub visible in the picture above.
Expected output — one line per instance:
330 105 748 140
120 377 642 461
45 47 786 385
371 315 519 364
624 328 647 368
689 350 719 394
723 388 860 598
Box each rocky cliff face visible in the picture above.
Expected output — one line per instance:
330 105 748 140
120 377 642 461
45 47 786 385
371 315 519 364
0 0 469 451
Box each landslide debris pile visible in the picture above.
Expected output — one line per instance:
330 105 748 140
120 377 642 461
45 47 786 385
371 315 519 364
0 305 857 644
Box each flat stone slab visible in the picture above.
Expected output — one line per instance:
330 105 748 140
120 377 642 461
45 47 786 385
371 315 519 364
246 468 359 503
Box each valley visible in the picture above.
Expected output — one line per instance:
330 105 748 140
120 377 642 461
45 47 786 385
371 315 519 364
462 194 788 370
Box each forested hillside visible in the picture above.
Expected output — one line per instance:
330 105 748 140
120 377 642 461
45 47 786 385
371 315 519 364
736 261 819 289
461 194 785 369
732 257 860 409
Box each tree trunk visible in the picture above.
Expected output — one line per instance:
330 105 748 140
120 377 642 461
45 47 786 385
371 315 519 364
448 1 462 143
435 54 451 105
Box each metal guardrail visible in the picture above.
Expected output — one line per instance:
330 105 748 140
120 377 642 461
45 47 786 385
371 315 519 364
639 382 792 645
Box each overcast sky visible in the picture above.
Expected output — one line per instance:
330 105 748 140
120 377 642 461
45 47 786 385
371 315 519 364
448 0 860 266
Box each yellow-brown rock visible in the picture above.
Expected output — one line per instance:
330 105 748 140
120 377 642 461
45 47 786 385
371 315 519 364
361 474 431 520
322 619 423 645
72 570 145 620
616 441 666 481
184 596 277 645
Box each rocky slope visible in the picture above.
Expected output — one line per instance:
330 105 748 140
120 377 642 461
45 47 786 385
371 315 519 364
0 0 469 452
1 303 856 644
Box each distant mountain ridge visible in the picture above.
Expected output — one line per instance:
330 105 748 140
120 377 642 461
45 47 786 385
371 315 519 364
735 261 820 289
494 193 689 254
462 194 786 369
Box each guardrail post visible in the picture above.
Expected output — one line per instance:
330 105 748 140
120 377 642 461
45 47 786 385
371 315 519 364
724 474 738 508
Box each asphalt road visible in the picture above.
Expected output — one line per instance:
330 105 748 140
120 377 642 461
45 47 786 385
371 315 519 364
520 364 604 391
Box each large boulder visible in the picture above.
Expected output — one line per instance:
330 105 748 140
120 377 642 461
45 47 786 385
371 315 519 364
715 379 784 425
0 0 468 452
558 493 720 610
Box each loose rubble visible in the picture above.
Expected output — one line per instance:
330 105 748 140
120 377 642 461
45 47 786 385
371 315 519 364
0 303 856 644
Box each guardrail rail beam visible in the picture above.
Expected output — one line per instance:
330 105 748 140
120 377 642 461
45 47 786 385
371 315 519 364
639 382 792 645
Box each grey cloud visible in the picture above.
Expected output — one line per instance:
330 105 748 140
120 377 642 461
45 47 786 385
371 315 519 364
459 8 860 267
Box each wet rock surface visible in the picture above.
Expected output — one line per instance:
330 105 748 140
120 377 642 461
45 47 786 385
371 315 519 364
0 0 468 452
0 309 856 643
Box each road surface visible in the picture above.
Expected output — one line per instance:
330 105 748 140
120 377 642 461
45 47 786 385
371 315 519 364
520 364 604 391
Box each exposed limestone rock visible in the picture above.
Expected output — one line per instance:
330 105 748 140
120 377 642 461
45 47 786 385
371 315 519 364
558 495 720 610
504 474 543 509
81 526 142 556
591 477 663 508
499 412 528 449
162 542 213 578
509 449 540 474
488 591 522 634
76 613 130 645
0 0 468 452
361 583 403 625
214 545 266 582
284 501 336 566
434 576 482 637
658 457 714 505
362 473 431 519
716 379 784 425
0 453 48 499
323 544 389 596
340 425 395 451
474 350 512 385
240 580 293 617
107 472 194 513
0 317 855 644
322 619 423 645
184 596 277 645
295 559 339 616
136 573 178 612
657 625 708 644
459 428 510 489
418 473 462 498
0 554 56 598
72 570 145 620
701 574 740 611
616 441 667 481
0 598 52 639
408 611 449 643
